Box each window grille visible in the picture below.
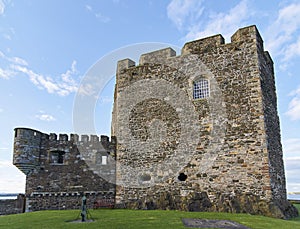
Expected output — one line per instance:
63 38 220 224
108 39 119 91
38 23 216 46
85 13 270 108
193 79 209 99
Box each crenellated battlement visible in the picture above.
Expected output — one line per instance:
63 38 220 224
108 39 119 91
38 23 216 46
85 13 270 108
14 127 115 145
117 25 265 73
139 47 176 65
13 127 116 176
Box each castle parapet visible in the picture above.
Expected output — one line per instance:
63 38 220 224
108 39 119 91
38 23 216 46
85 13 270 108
70 134 79 142
49 133 57 141
81 134 89 142
59 134 68 141
90 135 99 142
182 34 225 55
139 47 176 65
231 25 263 51
117 58 136 73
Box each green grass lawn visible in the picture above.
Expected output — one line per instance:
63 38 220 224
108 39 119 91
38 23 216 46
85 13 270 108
0 205 299 229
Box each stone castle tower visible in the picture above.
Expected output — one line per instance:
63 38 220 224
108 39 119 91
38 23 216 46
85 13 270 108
111 25 297 218
13 25 298 218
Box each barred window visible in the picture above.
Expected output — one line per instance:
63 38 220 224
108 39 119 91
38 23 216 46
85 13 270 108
193 79 209 99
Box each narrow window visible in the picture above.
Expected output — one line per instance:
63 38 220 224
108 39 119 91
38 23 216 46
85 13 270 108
101 156 107 165
58 152 64 164
193 79 209 99
50 151 65 164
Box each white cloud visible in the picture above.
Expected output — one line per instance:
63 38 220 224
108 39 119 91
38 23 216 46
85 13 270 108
98 96 113 104
11 60 79 96
10 56 28 66
85 4 92 12
95 13 110 23
77 83 96 97
0 108 3 113
0 50 79 95
265 3 300 63
167 0 251 42
283 138 300 157
0 67 16 79
188 0 250 42
285 86 300 121
85 4 110 23
167 0 204 30
282 35 300 62
0 51 28 79
3 33 11 40
0 0 4 15
35 113 56 122
0 50 28 66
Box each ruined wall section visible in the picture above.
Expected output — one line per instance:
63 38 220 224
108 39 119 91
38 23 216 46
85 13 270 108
13 128 116 211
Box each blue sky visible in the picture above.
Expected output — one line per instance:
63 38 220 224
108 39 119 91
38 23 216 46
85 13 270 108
0 0 299 194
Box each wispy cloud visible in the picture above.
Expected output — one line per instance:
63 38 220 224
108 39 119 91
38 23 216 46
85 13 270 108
0 51 79 95
12 61 79 96
0 67 16 79
3 33 11 40
98 96 113 104
0 51 28 66
85 4 110 23
3 27 15 40
78 83 97 97
285 86 300 121
167 0 251 42
0 0 5 15
265 3 300 67
85 4 92 12
283 138 300 157
35 111 56 122
0 51 28 79
167 0 204 31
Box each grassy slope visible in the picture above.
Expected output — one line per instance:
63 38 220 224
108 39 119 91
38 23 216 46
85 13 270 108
0 205 299 229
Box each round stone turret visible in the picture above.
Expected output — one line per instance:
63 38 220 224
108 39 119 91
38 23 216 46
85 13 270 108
13 128 43 175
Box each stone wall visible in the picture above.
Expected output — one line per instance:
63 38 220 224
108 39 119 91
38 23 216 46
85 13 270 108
112 25 298 219
13 128 116 212
26 192 114 211
0 195 25 215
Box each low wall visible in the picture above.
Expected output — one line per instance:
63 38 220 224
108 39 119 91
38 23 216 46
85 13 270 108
0 194 25 215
